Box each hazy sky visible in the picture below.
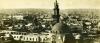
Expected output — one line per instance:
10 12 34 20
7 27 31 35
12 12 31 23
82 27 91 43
0 0 100 9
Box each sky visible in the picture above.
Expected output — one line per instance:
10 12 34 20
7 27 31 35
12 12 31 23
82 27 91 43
0 0 100 9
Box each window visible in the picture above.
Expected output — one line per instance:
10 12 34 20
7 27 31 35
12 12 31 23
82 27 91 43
11 32 13 34
17 33 18 35
33 38 34 41
24 37 25 40
43 38 45 41
24 33 26 35
30 38 31 40
22 33 24 35
36 38 38 41
20 36 23 38
13 32 15 34
17 36 19 38
14 32 16 34
19 33 21 35
27 37 28 40
14 36 16 38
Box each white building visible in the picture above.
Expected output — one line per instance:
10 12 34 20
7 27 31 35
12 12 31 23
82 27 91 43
1 30 53 43
7 15 23 20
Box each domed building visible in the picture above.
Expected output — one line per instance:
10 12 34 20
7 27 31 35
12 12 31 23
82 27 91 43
52 23 70 34
50 0 75 43
51 22 75 43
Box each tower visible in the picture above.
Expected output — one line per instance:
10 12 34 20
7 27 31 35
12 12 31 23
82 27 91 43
52 0 60 23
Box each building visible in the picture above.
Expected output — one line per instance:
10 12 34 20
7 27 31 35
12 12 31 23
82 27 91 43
0 0 77 43
52 0 60 23
7 15 24 20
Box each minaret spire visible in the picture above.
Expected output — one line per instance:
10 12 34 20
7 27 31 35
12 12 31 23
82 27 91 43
54 0 58 9
56 0 58 4
53 0 60 23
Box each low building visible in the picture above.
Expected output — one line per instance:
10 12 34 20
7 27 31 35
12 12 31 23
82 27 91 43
1 30 53 43
8 15 23 20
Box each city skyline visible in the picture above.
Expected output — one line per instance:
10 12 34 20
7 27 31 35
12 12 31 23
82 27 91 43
0 0 100 9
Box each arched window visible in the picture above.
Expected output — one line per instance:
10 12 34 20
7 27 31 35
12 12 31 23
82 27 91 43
24 37 25 40
14 36 16 38
43 38 45 41
11 32 13 34
33 38 34 41
17 33 18 35
30 38 31 40
17 36 18 38
27 37 28 40
36 38 38 41
19 33 21 35
51 31 52 33
22 33 23 35
24 33 26 35
13 32 15 34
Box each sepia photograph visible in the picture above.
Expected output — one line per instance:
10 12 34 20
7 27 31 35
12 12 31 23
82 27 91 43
0 0 100 43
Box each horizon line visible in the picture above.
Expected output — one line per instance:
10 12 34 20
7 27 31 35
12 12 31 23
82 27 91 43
0 8 100 10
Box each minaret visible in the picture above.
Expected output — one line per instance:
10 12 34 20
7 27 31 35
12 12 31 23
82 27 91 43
53 0 60 23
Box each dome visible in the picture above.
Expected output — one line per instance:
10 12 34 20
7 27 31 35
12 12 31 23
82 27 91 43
52 23 70 33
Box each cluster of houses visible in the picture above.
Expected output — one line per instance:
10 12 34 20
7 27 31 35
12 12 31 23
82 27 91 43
0 0 100 43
